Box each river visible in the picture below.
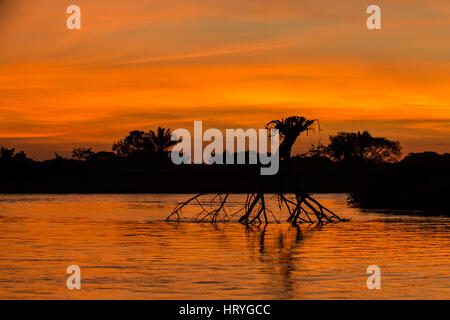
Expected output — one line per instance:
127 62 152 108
0 193 449 299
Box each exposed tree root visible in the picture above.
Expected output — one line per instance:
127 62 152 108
166 192 347 225
166 116 348 226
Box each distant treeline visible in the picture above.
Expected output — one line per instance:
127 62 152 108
1 128 449 214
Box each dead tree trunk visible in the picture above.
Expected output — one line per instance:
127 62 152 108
166 116 347 225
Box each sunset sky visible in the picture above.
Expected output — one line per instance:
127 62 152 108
0 0 449 159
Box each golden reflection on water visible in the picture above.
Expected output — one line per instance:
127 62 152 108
0 194 449 299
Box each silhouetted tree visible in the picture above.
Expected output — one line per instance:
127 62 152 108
12 151 28 161
266 116 318 161
148 127 178 158
303 143 329 158
0 146 16 160
71 147 93 161
0 146 30 161
326 131 401 164
53 153 67 161
113 127 176 161
112 130 154 157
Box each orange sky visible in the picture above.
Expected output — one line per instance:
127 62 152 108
1 0 450 159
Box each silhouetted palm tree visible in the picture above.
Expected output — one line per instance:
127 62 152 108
148 127 178 157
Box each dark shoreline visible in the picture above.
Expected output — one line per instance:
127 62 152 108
1 153 449 215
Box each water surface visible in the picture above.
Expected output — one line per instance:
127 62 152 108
0 194 449 299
